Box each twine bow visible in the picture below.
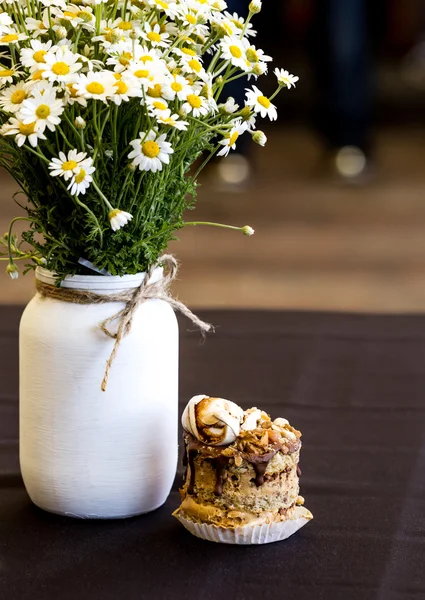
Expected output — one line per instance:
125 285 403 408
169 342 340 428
35 255 213 391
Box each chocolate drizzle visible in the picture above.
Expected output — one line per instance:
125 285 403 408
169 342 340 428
187 449 197 494
213 455 232 496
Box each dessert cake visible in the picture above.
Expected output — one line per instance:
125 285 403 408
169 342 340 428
173 395 313 544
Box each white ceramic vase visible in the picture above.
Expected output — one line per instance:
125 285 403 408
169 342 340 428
19 267 179 519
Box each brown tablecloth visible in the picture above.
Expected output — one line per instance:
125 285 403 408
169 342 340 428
1 306 425 600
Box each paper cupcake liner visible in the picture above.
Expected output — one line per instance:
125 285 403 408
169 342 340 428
174 505 313 545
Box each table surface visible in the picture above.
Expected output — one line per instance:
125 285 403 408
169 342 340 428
1 307 425 600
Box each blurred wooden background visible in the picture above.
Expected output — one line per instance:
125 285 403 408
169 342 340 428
3 126 425 312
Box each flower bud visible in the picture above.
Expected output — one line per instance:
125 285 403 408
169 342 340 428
242 225 255 236
252 62 267 76
240 106 252 121
6 262 18 279
249 0 262 13
252 130 267 146
55 26 68 40
74 116 86 129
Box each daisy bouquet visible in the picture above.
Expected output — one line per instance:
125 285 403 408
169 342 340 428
0 0 298 278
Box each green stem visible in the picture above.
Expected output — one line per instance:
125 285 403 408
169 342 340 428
92 179 114 211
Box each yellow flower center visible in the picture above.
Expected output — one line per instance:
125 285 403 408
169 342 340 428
86 82 105 95
119 52 132 66
19 122 36 135
1 34 19 43
134 69 149 78
153 101 167 110
185 14 197 25
231 18 244 30
35 104 50 119
74 168 86 184
246 48 259 63
78 11 92 23
258 95 271 109
187 93 201 109
229 45 242 59
171 81 183 92
118 21 133 30
141 55 153 63
105 30 120 43
52 62 70 76
188 59 201 73
142 140 160 158
181 47 196 56
114 80 128 94
31 70 44 81
0 69 14 77
11 90 26 104
147 31 161 43
147 83 162 97
33 50 47 63
156 0 168 8
229 131 239 146
63 10 76 16
62 160 78 171
109 208 119 219
222 23 232 35
67 83 78 97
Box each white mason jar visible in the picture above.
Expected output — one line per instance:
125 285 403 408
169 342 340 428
19 267 179 519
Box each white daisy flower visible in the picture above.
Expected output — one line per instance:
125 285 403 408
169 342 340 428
109 17 141 36
105 41 135 72
157 110 188 131
48 149 89 181
146 97 169 117
247 61 269 79
0 31 28 46
162 74 192 101
274 68 299 89
217 120 248 157
182 90 209 117
67 160 95 196
108 209 133 232
146 0 180 17
245 85 278 121
141 23 170 49
127 59 167 89
179 56 208 80
223 12 257 37
0 66 21 88
20 40 56 71
109 73 143 105
42 47 83 84
53 5 95 30
244 43 272 64
64 82 87 107
220 36 247 70
3 117 47 147
25 13 50 37
145 81 169 101
128 130 174 173
0 82 29 113
20 87 64 132
173 46 199 61
73 70 116 103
